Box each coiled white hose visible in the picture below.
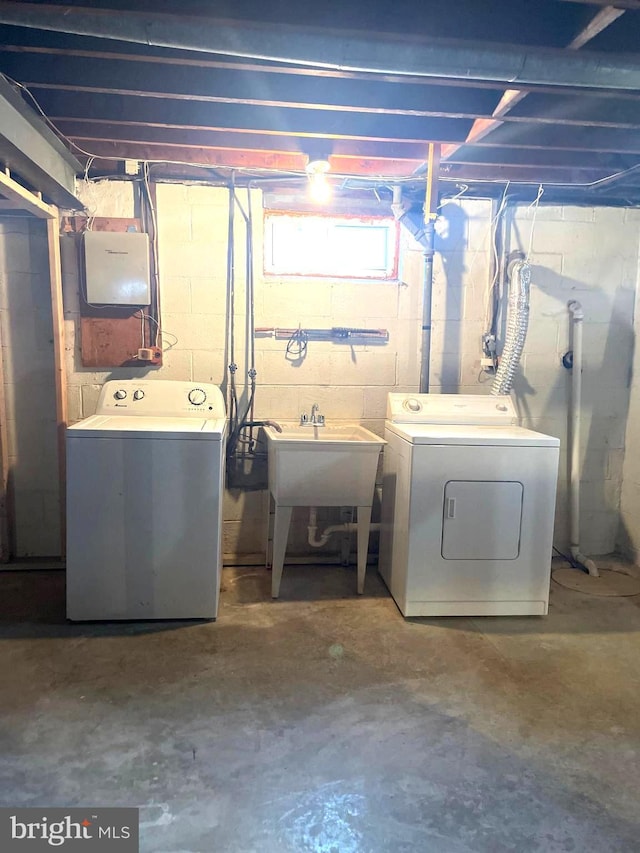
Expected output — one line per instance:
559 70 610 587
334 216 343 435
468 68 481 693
491 259 531 396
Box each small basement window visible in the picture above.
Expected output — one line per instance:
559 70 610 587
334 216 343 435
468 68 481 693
264 212 398 279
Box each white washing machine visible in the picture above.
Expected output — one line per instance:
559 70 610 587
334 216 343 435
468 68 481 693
66 380 226 621
379 394 560 617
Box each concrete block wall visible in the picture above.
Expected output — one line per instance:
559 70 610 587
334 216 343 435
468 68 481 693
430 201 639 555
430 198 494 393
514 206 638 555
2 178 638 560
619 236 640 563
0 216 60 556
60 181 423 558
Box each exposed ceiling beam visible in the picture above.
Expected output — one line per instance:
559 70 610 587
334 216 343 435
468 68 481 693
586 162 640 189
0 168 56 218
441 163 610 184
0 75 80 207
0 50 500 117
9 41 640 101
34 90 473 143
566 5 625 48
554 0 640 7
443 4 626 160
70 139 427 177
17 77 640 131
445 147 627 169
454 123 640 155
2 3 640 92
54 122 436 161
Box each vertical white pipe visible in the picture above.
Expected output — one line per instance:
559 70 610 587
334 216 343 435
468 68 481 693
568 300 599 577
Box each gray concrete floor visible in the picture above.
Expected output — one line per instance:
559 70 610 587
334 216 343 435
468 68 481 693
1 559 640 852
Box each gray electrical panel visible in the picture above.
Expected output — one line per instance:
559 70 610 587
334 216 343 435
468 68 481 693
83 231 151 305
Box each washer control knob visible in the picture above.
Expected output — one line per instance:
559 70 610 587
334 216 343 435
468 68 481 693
114 389 127 400
188 388 207 406
133 390 145 401
496 403 508 412
404 397 422 412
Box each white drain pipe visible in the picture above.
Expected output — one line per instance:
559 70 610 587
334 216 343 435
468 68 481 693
568 300 599 577
307 506 379 548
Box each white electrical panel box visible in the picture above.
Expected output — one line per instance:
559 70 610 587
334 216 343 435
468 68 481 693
83 231 151 305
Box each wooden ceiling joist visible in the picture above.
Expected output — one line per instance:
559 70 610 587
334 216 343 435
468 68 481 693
443 3 627 161
3 2 640 93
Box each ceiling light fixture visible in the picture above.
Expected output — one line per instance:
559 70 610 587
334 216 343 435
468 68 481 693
305 158 332 204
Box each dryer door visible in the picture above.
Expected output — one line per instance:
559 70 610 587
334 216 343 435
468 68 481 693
442 480 523 560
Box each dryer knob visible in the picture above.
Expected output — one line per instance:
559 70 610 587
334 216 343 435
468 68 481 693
114 389 127 400
133 390 145 401
404 397 422 412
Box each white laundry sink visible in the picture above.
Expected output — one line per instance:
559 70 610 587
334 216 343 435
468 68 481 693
264 422 385 598
264 423 385 505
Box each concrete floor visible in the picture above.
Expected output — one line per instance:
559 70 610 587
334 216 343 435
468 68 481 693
1 560 640 852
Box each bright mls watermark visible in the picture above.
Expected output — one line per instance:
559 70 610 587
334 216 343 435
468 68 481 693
0 809 138 851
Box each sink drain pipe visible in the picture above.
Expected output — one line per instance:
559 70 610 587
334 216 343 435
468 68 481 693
307 507 380 548
567 301 599 577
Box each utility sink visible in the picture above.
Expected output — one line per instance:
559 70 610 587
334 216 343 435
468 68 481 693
264 422 385 598
264 423 385 505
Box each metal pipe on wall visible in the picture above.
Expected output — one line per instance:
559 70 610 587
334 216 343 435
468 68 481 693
392 144 439 393
567 300 599 577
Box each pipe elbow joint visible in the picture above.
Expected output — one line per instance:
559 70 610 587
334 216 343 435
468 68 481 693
568 300 584 321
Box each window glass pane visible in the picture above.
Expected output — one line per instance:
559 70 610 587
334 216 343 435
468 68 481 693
264 214 397 279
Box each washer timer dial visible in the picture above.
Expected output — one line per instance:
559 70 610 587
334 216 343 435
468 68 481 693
188 388 207 406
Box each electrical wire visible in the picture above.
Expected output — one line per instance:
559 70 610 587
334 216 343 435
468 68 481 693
483 181 511 334
285 327 309 361
4 74 640 196
134 311 178 352
526 184 544 261
141 163 162 347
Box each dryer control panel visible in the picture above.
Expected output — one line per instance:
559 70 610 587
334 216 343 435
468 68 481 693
386 393 517 425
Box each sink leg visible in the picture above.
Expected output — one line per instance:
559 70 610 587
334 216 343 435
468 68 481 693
356 504 373 595
271 504 293 599
265 493 274 569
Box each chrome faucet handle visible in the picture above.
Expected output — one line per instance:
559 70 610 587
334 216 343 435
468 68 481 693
316 414 325 426
300 412 308 425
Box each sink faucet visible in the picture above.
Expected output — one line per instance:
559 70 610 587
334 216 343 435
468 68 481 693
300 403 325 426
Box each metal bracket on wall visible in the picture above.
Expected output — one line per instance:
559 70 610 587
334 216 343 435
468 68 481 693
255 327 389 342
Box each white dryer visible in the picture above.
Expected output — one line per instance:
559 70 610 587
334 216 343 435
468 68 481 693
379 394 560 617
66 380 226 621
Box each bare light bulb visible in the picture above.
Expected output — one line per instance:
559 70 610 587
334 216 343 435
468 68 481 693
306 158 332 204
309 173 332 203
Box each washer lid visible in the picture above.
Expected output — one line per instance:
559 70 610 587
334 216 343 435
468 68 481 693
385 421 560 447
387 393 517 425
67 415 226 440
